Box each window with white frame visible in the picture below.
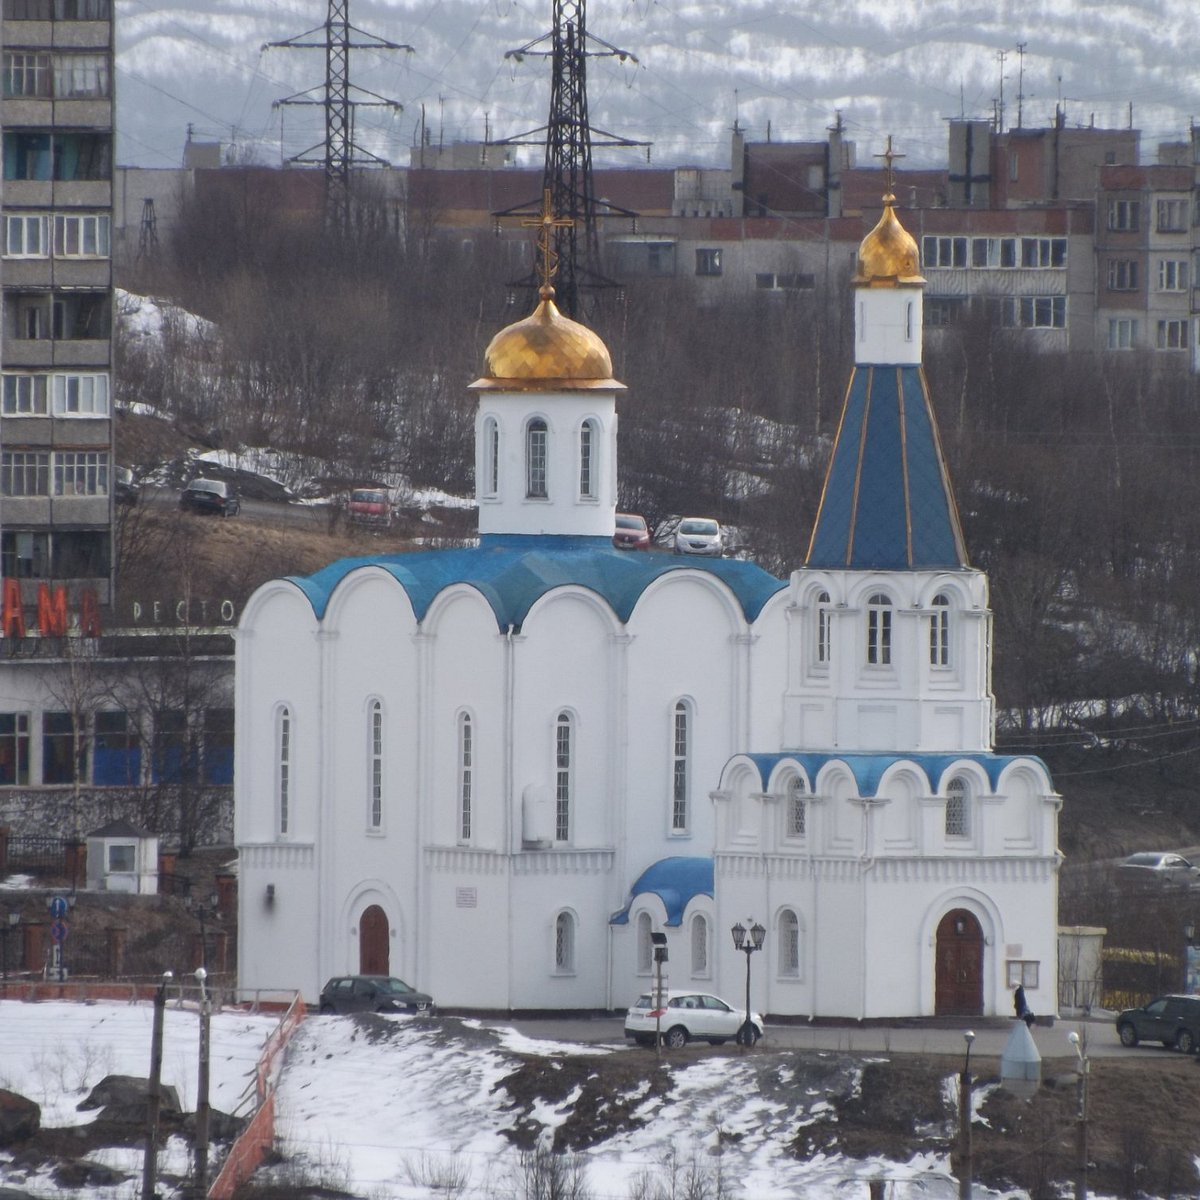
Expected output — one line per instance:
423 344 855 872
554 711 571 842
921 236 968 268
866 593 892 665
779 910 800 977
1 451 49 496
691 914 708 975
526 419 548 498
53 213 109 258
971 237 1017 268
277 706 291 836
695 248 722 277
1006 960 1039 988
368 700 383 830
1158 260 1188 291
637 912 653 973
555 911 575 973
1004 296 1066 329
671 701 689 832
458 712 472 841
816 591 832 665
1157 319 1188 350
2 373 48 415
786 775 806 837
53 373 109 416
2 51 51 97
1107 199 1139 231
929 594 950 667
1108 318 1137 350
579 419 597 499
945 776 969 838
54 450 108 496
482 417 499 497
53 53 109 98
1020 237 1066 268
1106 259 1138 291
1157 198 1188 233
4 215 47 257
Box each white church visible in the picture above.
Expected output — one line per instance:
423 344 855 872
234 185 1061 1020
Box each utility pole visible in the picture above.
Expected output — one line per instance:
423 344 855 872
193 968 211 1198
996 48 1008 134
141 972 173 1200
1015 42 1026 130
265 0 413 233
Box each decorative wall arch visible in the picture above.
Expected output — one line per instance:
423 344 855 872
917 887 1004 1015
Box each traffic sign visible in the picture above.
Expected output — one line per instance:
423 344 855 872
49 896 68 919
50 920 68 944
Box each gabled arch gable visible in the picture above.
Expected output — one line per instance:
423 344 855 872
322 564 420 629
629 569 753 635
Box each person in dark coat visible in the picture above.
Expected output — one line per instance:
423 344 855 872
1014 984 1035 1027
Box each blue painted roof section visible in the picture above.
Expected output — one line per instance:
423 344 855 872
286 535 786 629
610 856 714 927
742 751 1050 794
807 365 969 570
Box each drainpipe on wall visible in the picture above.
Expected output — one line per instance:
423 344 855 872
504 624 515 1013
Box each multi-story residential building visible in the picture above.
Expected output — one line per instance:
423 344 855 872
1 0 116 609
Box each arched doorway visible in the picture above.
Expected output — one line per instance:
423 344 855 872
935 908 983 1016
359 905 390 975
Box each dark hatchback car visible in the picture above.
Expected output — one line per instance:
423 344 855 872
1116 994 1200 1051
318 975 435 1016
180 477 241 517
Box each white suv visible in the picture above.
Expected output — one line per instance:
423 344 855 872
624 989 763 1048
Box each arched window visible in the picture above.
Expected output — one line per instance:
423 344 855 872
905 299 914 341
786 775 806 837
368 700 383 830
816 591 832 665
671 701 690 832
555 711 572 842
866 593 892 665
555 911 575 973
637 912 653 973
579 419 598 498
945 776 970 838
276 705 291 836
929 594 950 667
779 910 800 977
526 418 548 498
458 713 473 842
482 417 499 497
690 914 708 976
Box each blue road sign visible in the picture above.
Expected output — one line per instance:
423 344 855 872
49 896 68 919
50 920 67 944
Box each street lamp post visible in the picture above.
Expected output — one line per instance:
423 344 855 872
187 892 220 972
193 967 212 1198
1068 1031 1089 1200
958 1030 975 1200
1 911 19 982
730 919 765 1051
141 970 173 1200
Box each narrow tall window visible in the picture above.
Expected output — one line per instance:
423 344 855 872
671 701 689 832
482 417 499 496
637 912 653 973
368 701 383 829
905 300 913 341
555 711 572 842
579 419 597 498
945 777 969 838
779 910 800 977
691 914 708 976
527 418 548 498
277 706 291 835
866 593 892 665
458 713 473 841
816 591 832 664
555 911 575 972
786 775 806 837
929 594 950 667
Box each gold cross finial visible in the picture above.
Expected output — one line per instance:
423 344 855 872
522 189 573 298
874 135 905 198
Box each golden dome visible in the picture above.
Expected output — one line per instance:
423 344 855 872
855 195 925 286
471 288 623 391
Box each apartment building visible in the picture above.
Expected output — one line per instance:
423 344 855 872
1 0 115 609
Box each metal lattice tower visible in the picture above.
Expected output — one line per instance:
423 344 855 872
137 197 159 262
497 0 647 317
266 0 412 232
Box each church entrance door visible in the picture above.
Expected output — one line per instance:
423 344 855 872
935 909 983 1016
359 905 389 975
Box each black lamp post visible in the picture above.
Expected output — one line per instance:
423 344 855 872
186 892 220 971
958 1029 975 1200
1 911 19 982
730 919 765 1049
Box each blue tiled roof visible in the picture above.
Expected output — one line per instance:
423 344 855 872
610 856 714 927
807 365 969 570
285 535 786 630
742 751 1050 794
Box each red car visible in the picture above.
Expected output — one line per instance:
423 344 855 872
613 513 651 550
348 487 393 529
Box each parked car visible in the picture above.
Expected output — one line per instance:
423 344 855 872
673 517 723 557
114 467 141 506
348 487 393 529
1118 851 1200 887
612 513 651 550
180 478 241 517
1115 994 1200 1051
318 975 435 1016
624 989 763 1048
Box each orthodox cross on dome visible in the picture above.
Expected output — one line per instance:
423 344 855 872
874 135 905 198
522 189 574 296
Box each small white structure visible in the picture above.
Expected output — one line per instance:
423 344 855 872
86 819 159 894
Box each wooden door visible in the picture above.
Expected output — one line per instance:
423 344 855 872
359 905 390 976
935 909 983 1016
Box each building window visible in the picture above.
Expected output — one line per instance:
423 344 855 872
921 236 967 268
152 710 190 784
2 132 112 181
1157 320 1188 350
2 452 50 497
671 701 689 832
756 272 814 291
637 912 653 973
369 700 383 830
1002 296 1066 329
1007 960 1040 988
1 531 49 578
555 911 575 973
1107 199 1139 231
925 297 961 327
2 374 48 415
691 914 708 976
1157 198 1188 233
458 712 472 842
53 53 109 98
866 593 892 666
202 708 233 785
4 214 47 257
695 248 722 276
1157 260 1188 292
54 450 108 496
815 592 832 665
1107 259 1139 291
779 910 800 977
1008 152 1019 182
786 775 806 837
1020 237 1066 268
277 706 291 835
929 594 950 667
42 711 85 784
971 237 1017 268
554 711 572 842
579 419 597 499
53 213 110 258
107 843 135 873
94 710 139 785
1108 318 1137 350
2 51 50 97
482 417 499 497
0 713 30 785
945 776 970 838
526 419 548 499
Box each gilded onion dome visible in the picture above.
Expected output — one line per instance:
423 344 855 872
854 194 925 286
470 286 623 391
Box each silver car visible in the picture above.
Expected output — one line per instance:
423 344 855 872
673 517 723 557
624 989 763 1048
1118 851 1200 886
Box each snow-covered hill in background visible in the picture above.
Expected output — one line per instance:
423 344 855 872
117 0 1200 170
